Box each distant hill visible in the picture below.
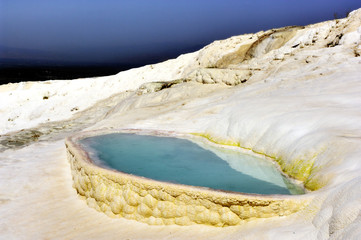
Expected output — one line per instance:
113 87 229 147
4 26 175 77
0 42 205 68
0 42 205 83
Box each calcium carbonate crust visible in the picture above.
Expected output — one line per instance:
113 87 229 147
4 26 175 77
66 129 311 227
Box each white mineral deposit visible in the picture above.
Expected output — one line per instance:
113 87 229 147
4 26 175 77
0 8 361 240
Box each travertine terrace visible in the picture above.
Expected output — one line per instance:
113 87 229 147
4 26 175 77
66 130 310 227
0 9 361 239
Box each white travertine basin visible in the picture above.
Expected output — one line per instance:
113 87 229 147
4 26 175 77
66 129 312 227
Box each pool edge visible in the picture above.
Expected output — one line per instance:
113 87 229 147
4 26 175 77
65 129 313 227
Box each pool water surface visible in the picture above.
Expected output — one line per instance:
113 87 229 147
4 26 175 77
80 133 304 195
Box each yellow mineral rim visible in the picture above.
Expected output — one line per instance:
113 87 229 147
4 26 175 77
66 129 312 227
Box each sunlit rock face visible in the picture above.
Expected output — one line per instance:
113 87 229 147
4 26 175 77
0 8 361 239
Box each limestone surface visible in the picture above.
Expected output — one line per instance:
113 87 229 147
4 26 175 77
0 8 361 240
66 130 310 227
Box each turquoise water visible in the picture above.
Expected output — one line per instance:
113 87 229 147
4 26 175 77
80 133 304 195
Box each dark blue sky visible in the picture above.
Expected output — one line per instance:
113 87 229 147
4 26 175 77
0 0 360 66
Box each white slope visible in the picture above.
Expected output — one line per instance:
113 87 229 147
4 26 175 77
0 8 361 240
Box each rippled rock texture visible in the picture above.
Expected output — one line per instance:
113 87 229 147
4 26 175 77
0 8 361 240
